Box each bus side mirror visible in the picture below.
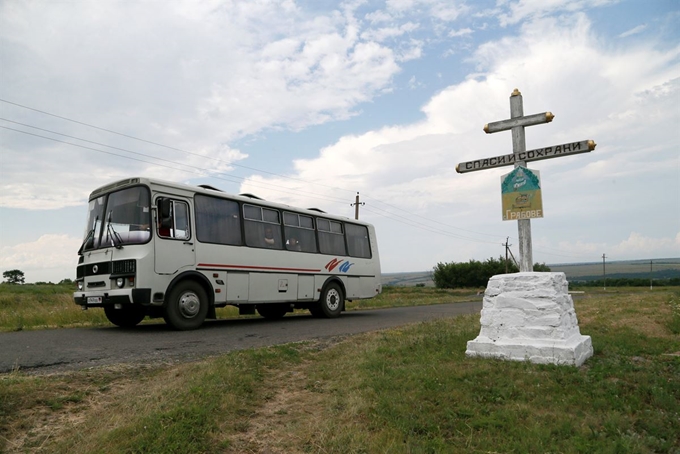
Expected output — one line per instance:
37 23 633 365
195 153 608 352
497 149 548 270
158 198 172 230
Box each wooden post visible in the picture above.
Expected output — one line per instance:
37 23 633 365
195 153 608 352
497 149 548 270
510 90 533 272
351 192 364 220
355 193 360 220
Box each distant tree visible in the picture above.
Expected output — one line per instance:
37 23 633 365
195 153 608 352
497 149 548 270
433 258 557 289
3 269 25 285
433 257 517 289
533 262 551 272
59 278 74 286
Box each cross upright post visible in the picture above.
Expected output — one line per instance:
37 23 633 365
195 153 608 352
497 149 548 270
509 89 533 272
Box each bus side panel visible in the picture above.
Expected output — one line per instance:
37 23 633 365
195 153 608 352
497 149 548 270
361 276 380 298
226 272 249 302
344 275 380 299
249 273 298 302
346 276 361 299
298 275 315 300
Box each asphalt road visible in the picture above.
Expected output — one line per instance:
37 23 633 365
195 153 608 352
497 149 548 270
0 302 482 375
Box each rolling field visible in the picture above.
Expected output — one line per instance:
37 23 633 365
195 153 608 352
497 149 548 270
383 257 680 286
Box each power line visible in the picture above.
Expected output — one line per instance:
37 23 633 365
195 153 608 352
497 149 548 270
0 98 356 195
0 125 352 207
362 205 502 245
0 99 617 259
0 119 349 203
362 193 511 240
1 98 523 242
1 123 600 257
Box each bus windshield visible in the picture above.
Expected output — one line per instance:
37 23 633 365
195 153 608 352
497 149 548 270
81 186 151 252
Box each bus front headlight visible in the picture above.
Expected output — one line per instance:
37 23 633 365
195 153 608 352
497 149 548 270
116 277 125 288
77 281 84 291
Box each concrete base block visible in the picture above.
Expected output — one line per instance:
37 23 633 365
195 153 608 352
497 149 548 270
466 272 593 367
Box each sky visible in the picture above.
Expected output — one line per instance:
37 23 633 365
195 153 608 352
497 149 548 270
1 0 679 283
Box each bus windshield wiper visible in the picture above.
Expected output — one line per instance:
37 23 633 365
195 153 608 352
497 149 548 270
106 214 124 249
77 218 98 255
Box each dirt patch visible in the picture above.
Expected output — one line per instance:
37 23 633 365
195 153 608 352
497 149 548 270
224 364 326 453
222 338 349 453
1 364 159 453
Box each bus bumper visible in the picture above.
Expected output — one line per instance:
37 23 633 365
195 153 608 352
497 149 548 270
74 288 152 307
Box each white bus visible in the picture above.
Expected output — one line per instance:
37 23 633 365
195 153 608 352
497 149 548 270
74 177 382 330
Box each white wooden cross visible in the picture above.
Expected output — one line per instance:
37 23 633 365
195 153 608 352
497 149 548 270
456 89 596 272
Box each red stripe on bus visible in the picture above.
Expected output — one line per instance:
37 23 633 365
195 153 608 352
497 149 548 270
197 263 322 273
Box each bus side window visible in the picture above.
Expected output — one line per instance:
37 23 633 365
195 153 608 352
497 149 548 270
284 212 317 253
157 199 190 240
318 219 346 256
244 204 282 249
345 223 371 258
158 198 172 236
195 195 242 246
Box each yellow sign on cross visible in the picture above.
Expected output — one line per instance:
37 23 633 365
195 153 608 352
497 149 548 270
501 166 543 221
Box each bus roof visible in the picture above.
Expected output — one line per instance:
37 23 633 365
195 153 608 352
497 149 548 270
89 176 372 226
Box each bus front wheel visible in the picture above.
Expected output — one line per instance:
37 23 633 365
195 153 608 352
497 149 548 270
104 305 146 328
315 283 344 318
164 281 209 330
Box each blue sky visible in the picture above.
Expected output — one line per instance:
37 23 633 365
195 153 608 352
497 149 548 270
1 0 679 282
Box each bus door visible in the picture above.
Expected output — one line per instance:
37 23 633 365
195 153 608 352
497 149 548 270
154 197 195 274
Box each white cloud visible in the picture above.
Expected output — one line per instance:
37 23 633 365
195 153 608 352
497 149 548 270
360 22 419 42
0 235 81 283
496 0 618 26
535 232 680 264
0 0 404 210
611 232 680 258
618 24 647 38
239 11 680 269
449 27 474 38
1 1 677 276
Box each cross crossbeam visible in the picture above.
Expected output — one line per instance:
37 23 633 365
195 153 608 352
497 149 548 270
456 140 595 173
484 111 554 134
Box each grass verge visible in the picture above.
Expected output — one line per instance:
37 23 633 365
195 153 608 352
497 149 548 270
1 288 679 453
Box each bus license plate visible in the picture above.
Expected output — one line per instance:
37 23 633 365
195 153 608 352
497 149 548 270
87 296 102 304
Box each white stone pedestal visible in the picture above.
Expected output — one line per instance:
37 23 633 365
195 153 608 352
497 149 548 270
466 272 593 366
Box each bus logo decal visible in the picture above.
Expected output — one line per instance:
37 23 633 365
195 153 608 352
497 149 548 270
339 261 354 273
325 258 354 273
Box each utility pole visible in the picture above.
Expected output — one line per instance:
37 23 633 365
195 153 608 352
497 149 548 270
350 192 365 220
650 260 653 290
504 237 511 273
602 253 607 290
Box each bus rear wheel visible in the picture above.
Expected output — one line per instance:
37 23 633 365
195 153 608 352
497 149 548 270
314 282 344 318
164 281 209 330
104 305 146 328
257 303 289 320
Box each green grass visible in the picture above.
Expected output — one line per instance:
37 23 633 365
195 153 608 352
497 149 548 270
1 288 679 453
313 318 678 453
0 283 112 331
668 291 680 335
